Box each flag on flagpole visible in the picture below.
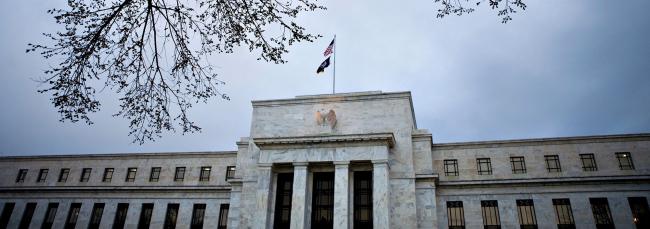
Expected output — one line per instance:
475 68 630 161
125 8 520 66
323 38 335 56
316 57 331 74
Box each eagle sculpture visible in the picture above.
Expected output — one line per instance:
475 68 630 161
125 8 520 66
316 109 337 128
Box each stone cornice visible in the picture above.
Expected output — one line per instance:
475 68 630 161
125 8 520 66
253 133 395 149
0 151 237 161
0 185 232 192
438 175 650 187
432 133 650 150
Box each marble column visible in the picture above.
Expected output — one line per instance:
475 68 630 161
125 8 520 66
334 161 350 229
255 164 273 229
290 162 309 229
372 160 390 229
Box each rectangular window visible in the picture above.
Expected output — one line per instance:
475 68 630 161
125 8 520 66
88 203 105 229
273 173 293 229
174 167 186 181
199 166 211 181
218 204 229 229
37 169 49 182
516 199 537 229
126 168 137 182
191 204 206 229
444 159 459 176
64 203 82 229
553 199 575 229
510 157 526 174
18 202 36 229
481 200 501 229
16 169 27 183
616 152 635 170
477 158 492 175
137 203 154 229
112 203 129 229
226 166 236 180
41 203 59 229
545 155 562 172
58 168 70 182
0 203 15 228
103 168 114 182
590 198 614 229
311 172 334 228
447 201 465 229
628 197 649 228
353 171 373 229
163 203 179 229
149 167 161 182
80 168 92 182
580 154 598 171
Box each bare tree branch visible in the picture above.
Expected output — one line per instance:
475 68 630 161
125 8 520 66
28 0 325 144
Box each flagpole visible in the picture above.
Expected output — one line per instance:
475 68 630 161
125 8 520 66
332 35 336 94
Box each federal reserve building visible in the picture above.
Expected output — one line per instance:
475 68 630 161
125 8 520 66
0 91 648 229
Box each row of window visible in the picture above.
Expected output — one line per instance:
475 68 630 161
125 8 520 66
447 196 649 229
0 201 230 229
15 166 237 184
443 152 635 176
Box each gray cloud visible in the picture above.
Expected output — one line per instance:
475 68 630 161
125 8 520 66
1 0 649 156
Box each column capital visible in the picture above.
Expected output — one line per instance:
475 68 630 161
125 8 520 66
258 163 273 168
372 159 389 165
333 161 350 166
293 162 309 167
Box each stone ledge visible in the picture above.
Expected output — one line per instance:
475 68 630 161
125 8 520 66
0 185 232 192
438 175 650 186
253 133 395 148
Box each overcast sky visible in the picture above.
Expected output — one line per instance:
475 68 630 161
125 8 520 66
1 0 649 156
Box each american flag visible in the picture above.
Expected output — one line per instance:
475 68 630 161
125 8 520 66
323 38 335 56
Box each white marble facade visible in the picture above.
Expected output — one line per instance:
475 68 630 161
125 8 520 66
1 91 649 229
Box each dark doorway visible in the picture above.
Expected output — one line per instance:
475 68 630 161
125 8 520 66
273 173 294 229
354 171 373 229
311 172 334 229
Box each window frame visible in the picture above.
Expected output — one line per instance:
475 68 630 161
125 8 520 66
112 203 129 229
579 154 598 171
174 167 186 182
589 198 614 228
199 166 211 182
444 159 459 176
447 201 465 229
103 168 114 182
41 203 59 229
477 158 492 175
552 199 575 228
510 156 527 174
516 199 537 228
65 203 82 229
544 155 562 172
226 166 236 180
58 168 70 182
190 204 206 229
88 203 105 229
218 204 229 229
137 203 154 229
615 152 635 170
481 200 501 229
163 203 179 229
15 169 28 183
149 167 161 182
628 197 649 227
125 168 137 182
80 168 92 182
37 169 49 182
